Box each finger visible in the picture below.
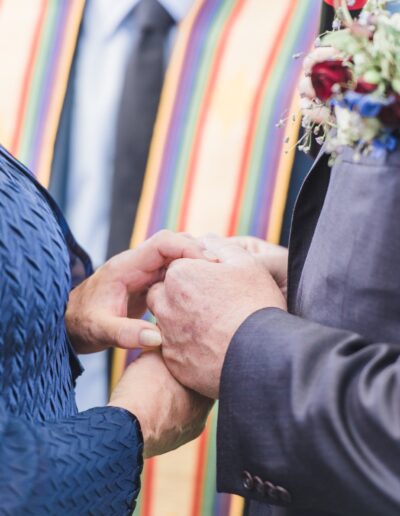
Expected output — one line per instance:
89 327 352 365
107 317 163 349
229 236 269 255
146 281 166 315
202 235 251 264
138 230 215 272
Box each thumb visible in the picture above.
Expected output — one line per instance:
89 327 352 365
107 317 163 349
202 235 251 265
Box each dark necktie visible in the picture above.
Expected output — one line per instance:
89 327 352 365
107 0 174 258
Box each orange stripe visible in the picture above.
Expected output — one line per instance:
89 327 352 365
226 0 296 236
10 0 47 155
141 458 156 516
190 427 210 516
177 0 245 232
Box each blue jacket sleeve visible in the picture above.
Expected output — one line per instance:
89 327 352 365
0 402 143 515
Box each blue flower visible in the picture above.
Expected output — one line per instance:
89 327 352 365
387 1 400 14
341 91 364 111
382 134 398 152
357 96 385 117
340 92 394 118
371 133 398 157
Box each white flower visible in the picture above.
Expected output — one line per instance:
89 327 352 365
335 106 382 145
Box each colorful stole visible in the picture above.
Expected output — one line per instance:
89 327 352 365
0 0 84 187
111 1 321 515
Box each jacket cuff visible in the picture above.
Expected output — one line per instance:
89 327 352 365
217 307 295 508
35 406 143 514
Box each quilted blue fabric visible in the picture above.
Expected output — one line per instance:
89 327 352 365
0 146 143 515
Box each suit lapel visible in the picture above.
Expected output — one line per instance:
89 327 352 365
287 149 331 313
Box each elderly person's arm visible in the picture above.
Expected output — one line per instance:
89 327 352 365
0 350 211 515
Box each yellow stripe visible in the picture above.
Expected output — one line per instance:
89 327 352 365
266 91 301 244
150 438 202 516
229 495 245 516
37 0 85 187
183 0 292 238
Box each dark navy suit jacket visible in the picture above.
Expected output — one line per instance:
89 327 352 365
0 146 143 515
217 146 400 516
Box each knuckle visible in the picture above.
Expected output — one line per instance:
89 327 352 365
154 229 173 242
146 289 158 310
164 264 180 284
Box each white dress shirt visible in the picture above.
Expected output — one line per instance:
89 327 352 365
68 0 194 410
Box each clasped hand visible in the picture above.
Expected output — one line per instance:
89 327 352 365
66 231 287 458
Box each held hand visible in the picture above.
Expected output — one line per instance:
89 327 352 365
66 230 211 354
227 236 288 298
147 238 287 399
109 351 213 458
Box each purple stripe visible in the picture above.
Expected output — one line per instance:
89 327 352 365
147 0 221 236
213 492 231 516
30 0 70 173
250 5 320 237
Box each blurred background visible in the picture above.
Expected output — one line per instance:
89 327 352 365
0 0 323 514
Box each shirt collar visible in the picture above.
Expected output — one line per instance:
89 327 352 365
160 0 195 22
85 0 195 37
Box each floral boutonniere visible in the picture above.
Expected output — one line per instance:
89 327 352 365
301 0 400 161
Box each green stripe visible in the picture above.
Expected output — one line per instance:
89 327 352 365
166 0 236 230
200 405 218 516
19 1 60 167
236 0 311 235
133 486 143 515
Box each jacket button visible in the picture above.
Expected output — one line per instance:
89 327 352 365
264 481 279 501
276 485 292 504
253 476 265 495
242 471 254 491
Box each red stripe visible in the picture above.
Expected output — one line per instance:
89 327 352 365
141 458 155 516
177 0 245 232
190 428 210 516
10 0 47 155
226 0 297 236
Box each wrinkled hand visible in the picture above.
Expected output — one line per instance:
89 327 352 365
228 236 288 298
109 351 213 458
299 46 339 124
147 237 287 399
66 230 210 354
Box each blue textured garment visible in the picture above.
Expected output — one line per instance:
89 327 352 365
0 146 143 515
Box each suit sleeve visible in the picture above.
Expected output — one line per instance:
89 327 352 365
0 403 143 515
217 308 400 516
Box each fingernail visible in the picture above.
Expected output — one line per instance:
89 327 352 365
140 329 162 347
203 250 219 261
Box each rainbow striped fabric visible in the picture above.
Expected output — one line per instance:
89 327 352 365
0 0 84 187
0 1 320 515
114 1 321 515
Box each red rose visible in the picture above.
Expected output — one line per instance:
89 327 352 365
379 96 400 128
311 60 352 102
324 0 367 9
355 79 377 94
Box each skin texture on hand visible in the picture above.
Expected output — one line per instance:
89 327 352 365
228 236 288 298
299 46 340 124
66 230 211 354
109 351 213 458
147 237 287 399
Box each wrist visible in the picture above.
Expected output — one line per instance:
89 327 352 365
108 399 151 449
